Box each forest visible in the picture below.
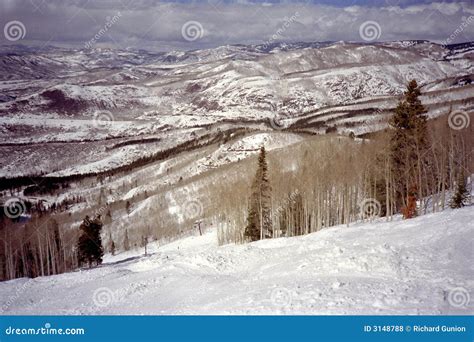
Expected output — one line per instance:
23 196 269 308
1 80 472 281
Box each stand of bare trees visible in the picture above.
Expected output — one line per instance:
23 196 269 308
217 81 472 245
0 213 80 280
1 81 471 280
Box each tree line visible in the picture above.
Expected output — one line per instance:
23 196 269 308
1 80 471 280
220 80 472 244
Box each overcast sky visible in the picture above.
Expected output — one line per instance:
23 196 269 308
1 0 473 51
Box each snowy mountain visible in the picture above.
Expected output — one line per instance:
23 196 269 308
1 205 472 315
1 41 473 120
0 40 473 178
0 40 473 314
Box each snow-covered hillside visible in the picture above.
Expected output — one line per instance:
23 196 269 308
1 41 473 178
1 206 472 315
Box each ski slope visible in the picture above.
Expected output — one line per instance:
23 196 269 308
1 206 473 315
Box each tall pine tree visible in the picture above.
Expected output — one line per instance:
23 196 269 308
450 171 470 209
389 79 429 216
245 146 273 241
123 229 130 251
77 216 104 267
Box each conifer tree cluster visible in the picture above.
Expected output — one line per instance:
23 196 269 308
110 240 116 256
245 146 273 241
389 80 429 218
77 216 104 267
123 229 130 251
2 80 472 280
450 172 470 209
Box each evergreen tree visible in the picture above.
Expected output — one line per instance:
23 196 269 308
123 229 130 251
389 79 429 215
110 240 116 256
104 209 112 225
77 216 104 267
108 232 115 255
51 219 63 273
141 235 148 256
450 172 470 209
245 146 272 241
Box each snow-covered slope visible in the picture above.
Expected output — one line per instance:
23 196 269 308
1 41 473 178
1 206 472 315
1 41 473 127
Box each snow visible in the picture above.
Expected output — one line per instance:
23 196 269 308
1 206 472 315
184 132 304 176
1 42 472 179
0 115 160 145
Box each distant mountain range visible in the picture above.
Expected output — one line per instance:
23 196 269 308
0 40 472 177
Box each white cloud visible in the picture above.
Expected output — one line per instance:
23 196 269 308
0 1 472 51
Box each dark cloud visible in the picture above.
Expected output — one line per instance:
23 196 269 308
1 0 473 51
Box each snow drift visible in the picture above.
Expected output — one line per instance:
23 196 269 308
0 206 472 315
